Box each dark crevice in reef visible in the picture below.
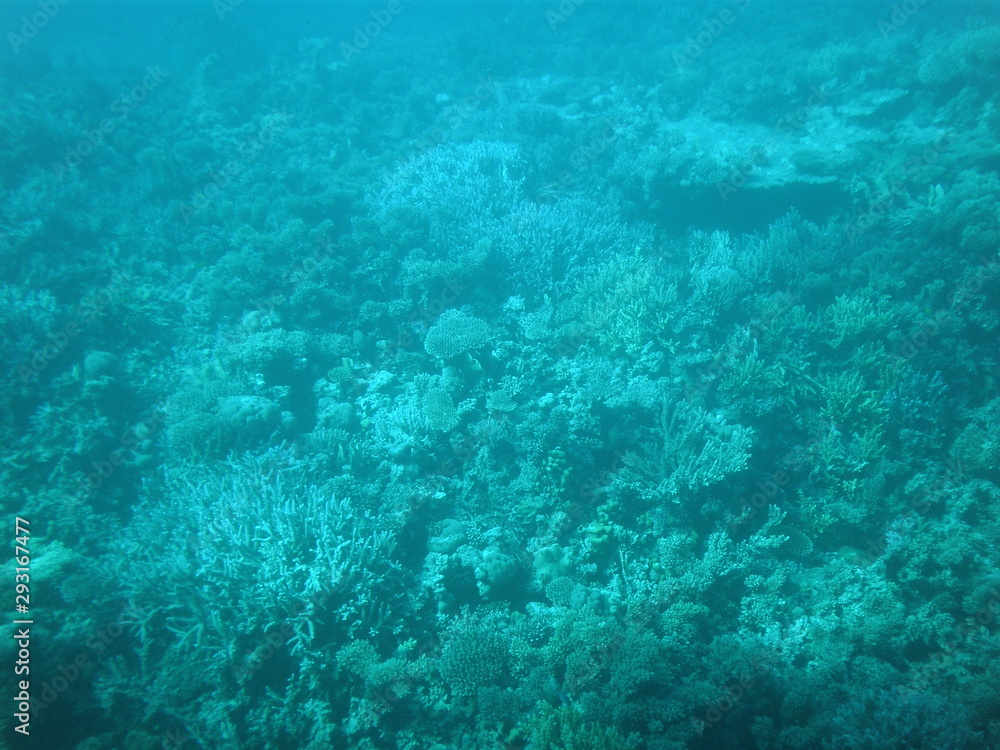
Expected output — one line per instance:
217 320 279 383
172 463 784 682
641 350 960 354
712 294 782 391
653 180 850 236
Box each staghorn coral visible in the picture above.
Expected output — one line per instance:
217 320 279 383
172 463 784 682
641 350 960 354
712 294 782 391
100 449 406 750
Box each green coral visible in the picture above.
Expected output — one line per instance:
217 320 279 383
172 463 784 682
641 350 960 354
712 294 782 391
522 704 635 750
818 370 887 435
612 399 754 512
561 249 679 356
950 397 1000 481
438 614 512 698
826 294 894 349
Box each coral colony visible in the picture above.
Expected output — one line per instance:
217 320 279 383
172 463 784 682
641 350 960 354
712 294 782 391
2 2 1000 749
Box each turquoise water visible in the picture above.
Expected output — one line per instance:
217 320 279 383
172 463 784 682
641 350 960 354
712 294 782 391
2 1 1000 748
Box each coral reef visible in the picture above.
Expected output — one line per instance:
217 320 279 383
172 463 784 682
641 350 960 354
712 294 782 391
4 4 1000 749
